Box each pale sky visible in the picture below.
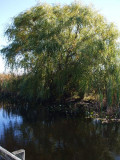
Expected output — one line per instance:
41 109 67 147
0 0 120 73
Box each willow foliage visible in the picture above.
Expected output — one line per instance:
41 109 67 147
1 3 119 102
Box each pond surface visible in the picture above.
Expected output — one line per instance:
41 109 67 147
0 102 120 160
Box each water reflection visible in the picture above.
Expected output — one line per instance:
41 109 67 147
0 102 120 160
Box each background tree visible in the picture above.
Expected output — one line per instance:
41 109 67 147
1 3 119 103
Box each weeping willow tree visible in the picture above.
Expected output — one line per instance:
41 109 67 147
1 3 120 102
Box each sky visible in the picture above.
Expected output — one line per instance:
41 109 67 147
0 0 120 73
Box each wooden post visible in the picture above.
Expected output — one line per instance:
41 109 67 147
0 146 25 160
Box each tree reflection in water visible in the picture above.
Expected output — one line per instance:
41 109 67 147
0 102 120 160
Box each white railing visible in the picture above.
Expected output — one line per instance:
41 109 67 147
0 146 25 160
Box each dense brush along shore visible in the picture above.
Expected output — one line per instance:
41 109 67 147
0 91 120 124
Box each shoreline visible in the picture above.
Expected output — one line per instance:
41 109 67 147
1 96 120 124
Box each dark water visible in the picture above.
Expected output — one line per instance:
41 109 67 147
0 102 120 160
